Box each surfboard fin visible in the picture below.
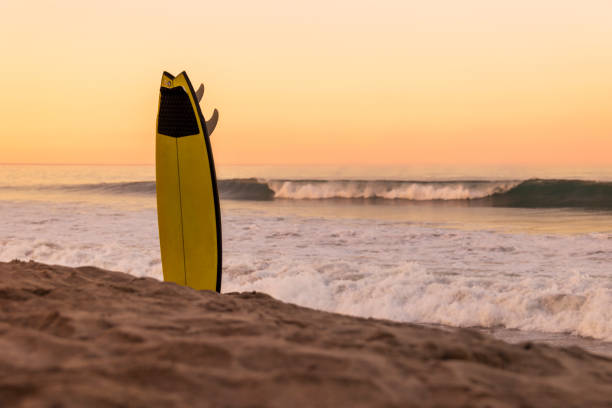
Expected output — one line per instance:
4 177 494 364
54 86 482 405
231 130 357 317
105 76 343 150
195 84 204 102
206 108 219 136
195 82 218 136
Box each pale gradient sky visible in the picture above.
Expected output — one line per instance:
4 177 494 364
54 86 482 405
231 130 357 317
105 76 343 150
0 0 611 165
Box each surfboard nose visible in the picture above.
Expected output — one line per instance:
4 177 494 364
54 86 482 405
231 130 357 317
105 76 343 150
161 71 175 87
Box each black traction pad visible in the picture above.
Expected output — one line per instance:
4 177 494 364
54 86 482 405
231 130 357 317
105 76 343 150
157 87 200 137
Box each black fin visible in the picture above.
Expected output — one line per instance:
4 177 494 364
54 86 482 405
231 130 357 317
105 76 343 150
195 83 204 102
206 109 219 136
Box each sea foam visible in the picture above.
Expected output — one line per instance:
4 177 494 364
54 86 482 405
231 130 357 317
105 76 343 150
1 199 611 341
221 213 612 340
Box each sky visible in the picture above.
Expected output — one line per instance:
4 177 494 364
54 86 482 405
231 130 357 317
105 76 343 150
0 0 611 166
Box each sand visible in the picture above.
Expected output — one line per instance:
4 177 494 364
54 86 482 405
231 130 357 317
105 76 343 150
1 260 611 407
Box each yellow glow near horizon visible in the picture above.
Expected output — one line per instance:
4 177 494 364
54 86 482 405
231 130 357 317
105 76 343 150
0 0 611 165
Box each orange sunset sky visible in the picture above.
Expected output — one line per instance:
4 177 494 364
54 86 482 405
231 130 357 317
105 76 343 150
0 0 611 166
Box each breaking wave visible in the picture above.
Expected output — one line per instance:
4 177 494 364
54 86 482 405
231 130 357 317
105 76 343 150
2 179 611 209
229 178 612 208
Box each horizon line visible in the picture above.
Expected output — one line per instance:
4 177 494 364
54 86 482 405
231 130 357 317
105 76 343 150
2 162 612 168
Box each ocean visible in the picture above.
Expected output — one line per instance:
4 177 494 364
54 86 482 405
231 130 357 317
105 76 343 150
1 164 611 354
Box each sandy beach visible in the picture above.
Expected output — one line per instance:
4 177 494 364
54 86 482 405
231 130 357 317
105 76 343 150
0 260 611 407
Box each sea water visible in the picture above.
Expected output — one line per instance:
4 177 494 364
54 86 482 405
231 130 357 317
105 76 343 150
1 164 611 354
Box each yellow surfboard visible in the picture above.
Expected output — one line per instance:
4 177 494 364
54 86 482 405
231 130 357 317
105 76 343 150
155 71 222 291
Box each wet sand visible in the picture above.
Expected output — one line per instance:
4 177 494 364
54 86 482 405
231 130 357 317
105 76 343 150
1 260 611 407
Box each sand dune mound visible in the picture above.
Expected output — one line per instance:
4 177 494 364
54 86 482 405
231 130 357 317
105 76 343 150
0 260 611 407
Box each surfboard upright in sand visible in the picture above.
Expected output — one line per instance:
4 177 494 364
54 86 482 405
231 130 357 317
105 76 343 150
155 71 222 291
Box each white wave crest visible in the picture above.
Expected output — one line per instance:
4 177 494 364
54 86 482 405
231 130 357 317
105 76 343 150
267 180 519 200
